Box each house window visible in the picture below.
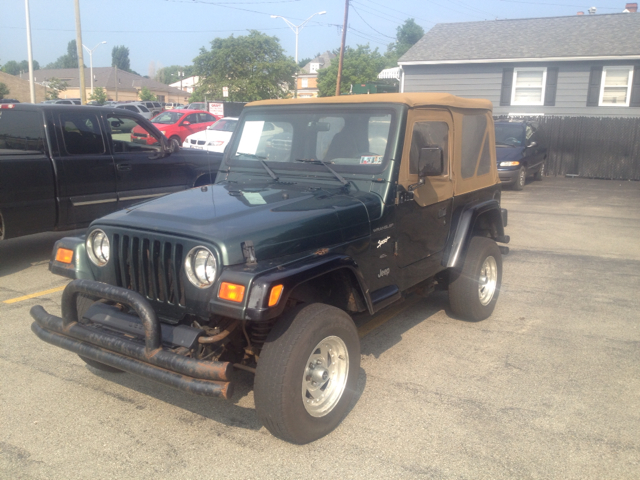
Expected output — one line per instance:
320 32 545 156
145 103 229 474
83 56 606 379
301 78 309 88
511 68 547 106
309 63 320 74
599 66 634 106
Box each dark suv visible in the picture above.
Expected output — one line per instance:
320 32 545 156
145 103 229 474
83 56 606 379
495 120 547 190
32 93 509 444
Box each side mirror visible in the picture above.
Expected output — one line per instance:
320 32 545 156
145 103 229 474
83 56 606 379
418 147 444 176
181 121 191 126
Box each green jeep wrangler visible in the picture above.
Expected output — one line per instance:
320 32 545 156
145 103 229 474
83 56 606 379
32 93 509 444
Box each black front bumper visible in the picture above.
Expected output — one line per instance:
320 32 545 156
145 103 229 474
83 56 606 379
31 279 234 399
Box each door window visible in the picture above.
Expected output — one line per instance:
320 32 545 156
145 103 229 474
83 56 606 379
409 122 449 175
185 114 198 124
106 113 160 153
59 112 105 155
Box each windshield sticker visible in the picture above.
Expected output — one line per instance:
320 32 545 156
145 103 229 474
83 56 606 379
236 121 264 156
241 191 267 205
360 155 382 165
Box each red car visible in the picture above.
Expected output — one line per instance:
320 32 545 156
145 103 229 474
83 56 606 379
131 109 217 146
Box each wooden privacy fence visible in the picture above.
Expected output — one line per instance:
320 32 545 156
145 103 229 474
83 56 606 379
495 116 640 181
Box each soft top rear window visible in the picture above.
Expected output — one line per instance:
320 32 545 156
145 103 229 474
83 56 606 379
0 110 46 154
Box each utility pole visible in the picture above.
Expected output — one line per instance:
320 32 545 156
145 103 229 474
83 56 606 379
74 0 87 104
114 66 118 101
335 0 349 96
24 0 36 103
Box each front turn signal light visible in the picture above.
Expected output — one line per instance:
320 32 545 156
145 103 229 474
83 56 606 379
55 248 74 264
268 285 284 307
218 282 245 303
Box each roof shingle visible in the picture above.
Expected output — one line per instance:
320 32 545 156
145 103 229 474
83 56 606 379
399 13 640 63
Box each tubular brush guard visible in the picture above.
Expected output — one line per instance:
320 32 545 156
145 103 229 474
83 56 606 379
30 279 234 399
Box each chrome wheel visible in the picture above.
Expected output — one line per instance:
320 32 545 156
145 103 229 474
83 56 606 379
478 256 498 306
302 335 349 418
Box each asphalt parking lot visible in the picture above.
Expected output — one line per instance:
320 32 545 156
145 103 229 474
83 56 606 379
1 176 639 479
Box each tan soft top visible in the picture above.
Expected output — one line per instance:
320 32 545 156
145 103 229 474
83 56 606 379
248 92 493 111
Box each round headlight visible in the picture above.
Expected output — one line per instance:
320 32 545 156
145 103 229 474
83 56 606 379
185 247 217 288
86 229 110 266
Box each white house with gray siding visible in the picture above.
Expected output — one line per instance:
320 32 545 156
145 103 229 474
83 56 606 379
399 12 640 117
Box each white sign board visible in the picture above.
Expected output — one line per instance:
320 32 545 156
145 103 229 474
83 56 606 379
209 102 224 118
223 86 229 97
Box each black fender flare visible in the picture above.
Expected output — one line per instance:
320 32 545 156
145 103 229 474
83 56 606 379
242 254 372 321
442 199 506 269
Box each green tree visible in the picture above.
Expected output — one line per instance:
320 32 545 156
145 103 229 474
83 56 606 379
155 65 195 84
138 86 157 101
45 77 68 99
385 19 424 66
317 45 387 97
2 59 39 75
45 40 80 69
89 86 107 105
0 82 9 99
2 60 20 75
192 30 297 102
112 46 131 72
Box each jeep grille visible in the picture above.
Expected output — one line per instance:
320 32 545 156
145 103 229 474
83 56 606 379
112 234 186 306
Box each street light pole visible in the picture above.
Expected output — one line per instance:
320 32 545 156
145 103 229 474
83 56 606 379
271 11 326 64
83 41 107 96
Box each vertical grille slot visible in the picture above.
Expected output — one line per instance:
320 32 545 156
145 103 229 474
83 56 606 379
111 233 185 307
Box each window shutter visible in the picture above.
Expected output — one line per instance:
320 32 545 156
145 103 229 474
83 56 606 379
544 67 559 106
500 68 514 106
586 66 603 106
630 65 640 107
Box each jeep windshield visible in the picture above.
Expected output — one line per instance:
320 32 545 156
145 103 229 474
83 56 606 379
495 123 525 147
227 105 399 175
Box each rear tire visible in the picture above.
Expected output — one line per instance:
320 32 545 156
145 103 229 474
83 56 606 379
254 303 360 444
513 166 526 191
449 237 502 321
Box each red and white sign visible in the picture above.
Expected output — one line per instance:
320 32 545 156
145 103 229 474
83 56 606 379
209 102 224 118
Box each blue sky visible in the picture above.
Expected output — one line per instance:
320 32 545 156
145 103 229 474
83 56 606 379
0 0 632 76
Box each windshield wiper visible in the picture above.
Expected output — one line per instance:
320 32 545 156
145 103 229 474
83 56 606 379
296 159 350 186
235 153 279 181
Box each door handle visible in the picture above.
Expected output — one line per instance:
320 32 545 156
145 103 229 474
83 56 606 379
117 164 132 172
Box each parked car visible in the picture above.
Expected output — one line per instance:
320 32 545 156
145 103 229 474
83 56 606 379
136 109 217 146
35 92 510 444
495 120 547 190
1 99 21 104
114 102 153 119
140 101 163 116
51 99 81 105
0 103 222 240
183 116 238 152
164 102 181 110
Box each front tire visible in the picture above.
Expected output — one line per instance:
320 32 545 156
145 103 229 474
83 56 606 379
169 135 182 147
534 163 545 181
449 237 502 321
513 166 526 190
254 303 360 444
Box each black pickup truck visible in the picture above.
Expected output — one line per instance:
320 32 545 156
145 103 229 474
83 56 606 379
0 103 221 241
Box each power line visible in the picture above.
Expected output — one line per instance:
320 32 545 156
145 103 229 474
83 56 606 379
0 25 291 33
350 5 395 39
